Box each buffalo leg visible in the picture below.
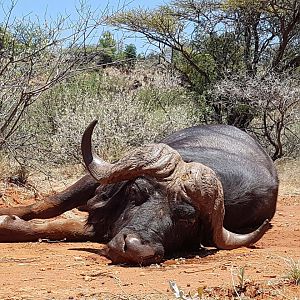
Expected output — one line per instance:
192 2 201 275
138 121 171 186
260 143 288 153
0 215 95 242
0 174 99 220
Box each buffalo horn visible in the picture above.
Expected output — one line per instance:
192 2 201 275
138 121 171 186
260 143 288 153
213 219 271 249
81 120 114 183
81 120 181 184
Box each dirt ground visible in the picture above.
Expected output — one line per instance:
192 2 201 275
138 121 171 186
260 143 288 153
0 160 299 299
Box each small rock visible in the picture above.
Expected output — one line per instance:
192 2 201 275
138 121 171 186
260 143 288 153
84 276 93 281
74 256 83 261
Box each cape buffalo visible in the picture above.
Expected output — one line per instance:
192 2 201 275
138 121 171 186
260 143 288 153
0 121 278 265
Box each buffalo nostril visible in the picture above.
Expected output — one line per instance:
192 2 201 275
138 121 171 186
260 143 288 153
107 234 143 254
123 234 128 252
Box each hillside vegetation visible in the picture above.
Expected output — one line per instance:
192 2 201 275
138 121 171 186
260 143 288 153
0 0 299 183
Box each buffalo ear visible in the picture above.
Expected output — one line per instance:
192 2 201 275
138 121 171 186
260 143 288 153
87 181 127 210
171 203 197 221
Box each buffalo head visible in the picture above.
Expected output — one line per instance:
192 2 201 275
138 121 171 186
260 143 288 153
87 176 201 264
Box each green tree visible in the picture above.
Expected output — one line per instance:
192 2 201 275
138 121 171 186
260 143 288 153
223 0 300 74
124 43 136 59
111 0 300 77
123 43 137 67
98 31 117 63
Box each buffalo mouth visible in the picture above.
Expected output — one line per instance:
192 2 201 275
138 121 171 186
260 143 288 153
105 232 164 265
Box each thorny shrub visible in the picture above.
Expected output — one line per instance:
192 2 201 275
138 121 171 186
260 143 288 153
208 73 300 160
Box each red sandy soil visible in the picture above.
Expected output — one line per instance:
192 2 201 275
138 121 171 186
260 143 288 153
0 166 299 299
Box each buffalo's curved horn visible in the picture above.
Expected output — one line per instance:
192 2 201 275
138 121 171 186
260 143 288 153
81 120 114 182
81 120 181 184
214 219 271 249
181 165 272 249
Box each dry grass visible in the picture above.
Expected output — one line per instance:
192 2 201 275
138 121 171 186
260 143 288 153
276 158 300 196
284 258 300 286
1 65 198 179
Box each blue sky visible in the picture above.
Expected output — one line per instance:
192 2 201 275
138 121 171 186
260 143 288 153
1 0 167 53
9 0 166 17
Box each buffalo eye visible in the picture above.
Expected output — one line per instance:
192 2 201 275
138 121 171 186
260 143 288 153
172 203 197 222
127 182 149 205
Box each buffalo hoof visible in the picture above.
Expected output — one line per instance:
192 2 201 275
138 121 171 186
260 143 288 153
0 215 33 242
